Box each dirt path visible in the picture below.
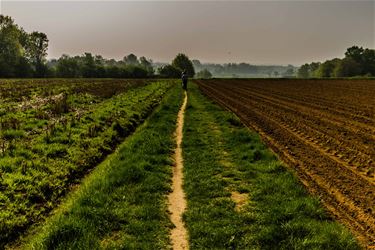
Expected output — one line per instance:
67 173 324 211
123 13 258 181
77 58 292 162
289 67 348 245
168 91 189 250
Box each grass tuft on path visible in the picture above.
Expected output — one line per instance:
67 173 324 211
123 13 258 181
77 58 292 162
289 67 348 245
182 82 359 249
18 84 183 249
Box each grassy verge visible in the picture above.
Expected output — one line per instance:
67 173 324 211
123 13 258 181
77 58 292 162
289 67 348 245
0 80 174 246
182 82 359 249
15 84 183 249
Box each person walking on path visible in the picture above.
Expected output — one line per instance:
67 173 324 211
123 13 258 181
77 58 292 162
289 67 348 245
181 70 188 91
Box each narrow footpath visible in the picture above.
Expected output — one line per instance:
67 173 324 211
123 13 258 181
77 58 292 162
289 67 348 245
168 91 189 250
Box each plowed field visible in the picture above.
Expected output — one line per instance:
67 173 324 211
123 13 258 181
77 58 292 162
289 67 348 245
197 79 375 248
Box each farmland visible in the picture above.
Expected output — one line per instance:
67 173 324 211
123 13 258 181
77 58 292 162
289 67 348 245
0 79 363 249
13 82 359 249
197 79 375 247
0 79 175 246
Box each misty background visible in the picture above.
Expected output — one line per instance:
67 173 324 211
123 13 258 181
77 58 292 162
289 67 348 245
2 0 374 66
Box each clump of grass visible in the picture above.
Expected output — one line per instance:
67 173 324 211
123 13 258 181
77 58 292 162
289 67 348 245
50 93 70 115
2 129 25 140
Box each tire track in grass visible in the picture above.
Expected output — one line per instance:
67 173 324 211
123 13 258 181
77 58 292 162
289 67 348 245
168 91 189 250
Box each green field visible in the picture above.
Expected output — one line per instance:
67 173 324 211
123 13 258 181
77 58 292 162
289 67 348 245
0 79 175 246
0 79 359 249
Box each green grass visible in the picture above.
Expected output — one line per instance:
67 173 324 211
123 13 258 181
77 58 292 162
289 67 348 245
17 84 183 249
0 80 175 247
182 82 360 249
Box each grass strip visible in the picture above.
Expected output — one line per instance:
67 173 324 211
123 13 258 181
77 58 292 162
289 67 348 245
17 84 183 249
1 81 174 247
182 82 359 249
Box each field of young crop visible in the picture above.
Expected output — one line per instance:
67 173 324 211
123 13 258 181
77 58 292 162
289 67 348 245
197 79 375 247
0 79 175 247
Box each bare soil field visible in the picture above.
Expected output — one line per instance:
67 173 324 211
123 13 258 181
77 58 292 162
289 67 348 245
197 79 375 248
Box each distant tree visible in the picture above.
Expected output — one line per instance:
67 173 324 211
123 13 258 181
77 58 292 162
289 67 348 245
196 69 212 79
26 31 49 77
106 65 121 78
214 64 224 75
345 46 364 64
273 71 279 77
316 59 340 77
94 55 105 65
192 59 201 66
192 59 202 72
361 48 375 76
81 53 97 78
333 57 361 77
124 53 138 65
158 64 181 78
106 58 117 67
172 53 195 77
56 55 81 77
298 64 310 78
309 46 375 77
124 65 148 78
139 56 154 76
309 62 321 77
283 67 295 77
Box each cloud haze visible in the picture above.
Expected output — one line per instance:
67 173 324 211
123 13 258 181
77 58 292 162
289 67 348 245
2 0 374 65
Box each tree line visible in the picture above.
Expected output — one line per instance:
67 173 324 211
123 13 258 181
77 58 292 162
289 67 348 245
49 53 154 78
191 60 296 78
3 14 372 79
298 46 375 78
0 15 196 79
0 14 155 78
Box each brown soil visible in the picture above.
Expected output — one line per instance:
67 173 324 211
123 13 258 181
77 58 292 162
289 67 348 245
197 79 375 249
168 91 189 250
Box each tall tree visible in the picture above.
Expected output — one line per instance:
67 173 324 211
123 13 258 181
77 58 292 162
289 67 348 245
81 53 96 78
0 15 25 77
345 46 364 63
139 56 154 76
124 53 138 65
26 31 49 77
172 53 195 77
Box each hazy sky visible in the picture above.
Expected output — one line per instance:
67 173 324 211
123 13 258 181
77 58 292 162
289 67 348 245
1 0 374 65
